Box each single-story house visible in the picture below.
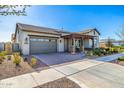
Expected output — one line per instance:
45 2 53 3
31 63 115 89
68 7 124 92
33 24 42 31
13 23 100 55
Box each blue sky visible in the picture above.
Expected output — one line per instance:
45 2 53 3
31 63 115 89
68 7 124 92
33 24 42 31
0 5 124 42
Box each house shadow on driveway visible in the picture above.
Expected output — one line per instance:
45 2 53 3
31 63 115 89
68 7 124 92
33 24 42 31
33 52 85 66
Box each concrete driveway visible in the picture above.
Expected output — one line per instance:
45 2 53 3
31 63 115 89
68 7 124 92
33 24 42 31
33 52 85 66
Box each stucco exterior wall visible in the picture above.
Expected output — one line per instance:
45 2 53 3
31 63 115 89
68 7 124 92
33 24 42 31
17 31 30 55
84 39 92 48
84 30 99 48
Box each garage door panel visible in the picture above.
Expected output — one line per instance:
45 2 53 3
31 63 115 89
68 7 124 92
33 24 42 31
30 38 57 54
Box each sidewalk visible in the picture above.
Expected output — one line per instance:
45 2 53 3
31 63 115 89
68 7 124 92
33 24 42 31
95 53 124 62
0 68 65 88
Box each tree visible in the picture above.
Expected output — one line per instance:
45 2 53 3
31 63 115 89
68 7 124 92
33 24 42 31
0 5 30 16
116 24 124 40
106 37 113 48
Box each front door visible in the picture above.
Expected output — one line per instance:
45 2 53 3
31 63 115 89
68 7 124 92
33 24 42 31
75 39 81 52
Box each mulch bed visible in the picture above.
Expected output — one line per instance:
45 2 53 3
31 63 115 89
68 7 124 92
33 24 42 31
35 77 80 88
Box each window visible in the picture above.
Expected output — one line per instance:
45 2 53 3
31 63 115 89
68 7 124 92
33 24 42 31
30 38 37 41
24 37 28 44
30 38 56 42
94 31 95 35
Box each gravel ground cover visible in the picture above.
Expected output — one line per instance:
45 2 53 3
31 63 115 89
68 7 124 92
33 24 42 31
0 55 49 80
35 77 80 88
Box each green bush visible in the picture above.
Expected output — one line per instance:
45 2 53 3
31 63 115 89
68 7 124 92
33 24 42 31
2 51 7 55
13 53 21 66
118 57 124 61
86 47 119 57
0 51 7 59
120 46 124 49
113 48 119 53
7 55 11 60
86 51 93 56
119 49 124 52
93 48 103 56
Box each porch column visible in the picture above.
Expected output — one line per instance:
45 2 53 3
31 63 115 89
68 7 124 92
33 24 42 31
92 38 95 49
71 38 76 54
80 37 84 52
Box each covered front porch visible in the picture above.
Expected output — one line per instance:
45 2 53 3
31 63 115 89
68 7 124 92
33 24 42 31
62 33 96 54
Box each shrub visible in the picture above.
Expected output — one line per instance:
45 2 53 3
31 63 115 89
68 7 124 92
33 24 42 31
93 48 102 56
118 57 124 61
13 53 21 66
86 51 93 56
7 55 11 61
31 57 37 67
0 51 7 59
2 51 7 55
0 56 3 64
119 49 124 52
120 46 124 49
113 48 119 53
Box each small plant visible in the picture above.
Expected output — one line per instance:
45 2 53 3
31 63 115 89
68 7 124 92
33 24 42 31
0 51 6 63
118 57 124 61
0 51 7 60
93 48 102 56
86 51 93 56
13 53 21 66
7 55 11 61
31 57 37 67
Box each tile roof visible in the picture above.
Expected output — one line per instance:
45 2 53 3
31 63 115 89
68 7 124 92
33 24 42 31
17 23 71 35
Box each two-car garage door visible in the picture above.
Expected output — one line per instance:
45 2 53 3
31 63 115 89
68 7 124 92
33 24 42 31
30 37 57 54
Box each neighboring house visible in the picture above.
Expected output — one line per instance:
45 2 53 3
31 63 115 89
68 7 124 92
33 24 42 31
112 40 124 46
100 39 124 48
14 23 100 55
